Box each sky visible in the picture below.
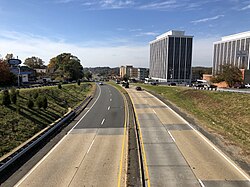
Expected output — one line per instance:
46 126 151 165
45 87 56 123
0 0 249 68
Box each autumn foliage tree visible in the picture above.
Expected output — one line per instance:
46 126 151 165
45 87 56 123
48 53 83 81
211 65 243 87
24 56 45 69
0 60 16 85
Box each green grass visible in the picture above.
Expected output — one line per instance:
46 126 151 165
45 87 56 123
136 83 250 156
0 83 93 157
108 81 126 93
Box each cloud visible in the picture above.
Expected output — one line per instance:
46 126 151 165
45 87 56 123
129 28 142 32
0 30 218 68
100 0 135 9
54 0 213 11
0 31 149 68
55 0 77 3
139 0 180 10
79 0 135 9
191 15 224 24
136 32 159 37
240 4 250 10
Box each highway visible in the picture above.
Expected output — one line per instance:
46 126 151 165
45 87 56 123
14 84 127 187
126 86 250 187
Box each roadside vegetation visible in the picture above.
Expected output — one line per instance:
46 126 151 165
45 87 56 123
0 83 93 157
108 81 126 94
136 84 250 160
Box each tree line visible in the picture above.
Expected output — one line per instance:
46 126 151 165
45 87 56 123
0 53 85 86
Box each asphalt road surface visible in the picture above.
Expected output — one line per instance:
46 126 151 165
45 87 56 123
14 83 127 187
126 86 250 187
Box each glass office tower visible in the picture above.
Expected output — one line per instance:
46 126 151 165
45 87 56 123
213 31 250 75
149 30 193 83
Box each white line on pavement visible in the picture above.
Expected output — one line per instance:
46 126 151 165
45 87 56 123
86 138 95 154
198 179 205 187
108 106 110 110
101 118 105 125
110 98 112 102
152 109 156 114
168 131 176 142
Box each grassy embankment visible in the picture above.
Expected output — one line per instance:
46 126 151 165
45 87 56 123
136 84 250 159
108 81 126 93
0 83 93 157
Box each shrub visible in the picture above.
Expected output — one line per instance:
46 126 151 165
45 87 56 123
16 89 19 96
27 99 34 109
10 88 17 104
36 96 44 109
2 90 11 106
58 83 62 89
77 79 81 86
43 96 48 110
16 105 21 113
33 92 39 99
36 96 48 109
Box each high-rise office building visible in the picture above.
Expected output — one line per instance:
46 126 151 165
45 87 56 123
138 68 149 80
120 65 133 78
213 31 250 75
149 30 193 83
120 66 126 78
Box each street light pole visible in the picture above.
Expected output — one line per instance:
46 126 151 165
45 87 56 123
18 66 20 87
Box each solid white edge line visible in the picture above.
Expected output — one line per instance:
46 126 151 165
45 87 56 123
15 84 102 187
152 109 156 114
167 131 176 142
198 179 205 187
145 91 250 181
67 84 101 134
15 135 67 187
101 118 105 125
86 138 95 154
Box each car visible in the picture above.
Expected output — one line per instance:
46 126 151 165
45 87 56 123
233 83 245 89
136 86 142 91
245 83 250 88
99 82 103 85
122 81 126 87
205 84 217 88
169 82 176 86
150 82 157 85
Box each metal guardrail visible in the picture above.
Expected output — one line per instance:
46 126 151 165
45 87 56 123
0 96 93 174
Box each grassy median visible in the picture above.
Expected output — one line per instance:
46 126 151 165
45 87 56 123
135 84 250 159
0 83 93 157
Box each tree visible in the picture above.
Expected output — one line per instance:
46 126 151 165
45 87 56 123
122 74 129 82
24 56 45 69
85 71 92 81
2 90 11 106
48 53 83 81
0 60 16 85
192 67 212 80
58 83 62 89
212 65 243 87
4 53 14 62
